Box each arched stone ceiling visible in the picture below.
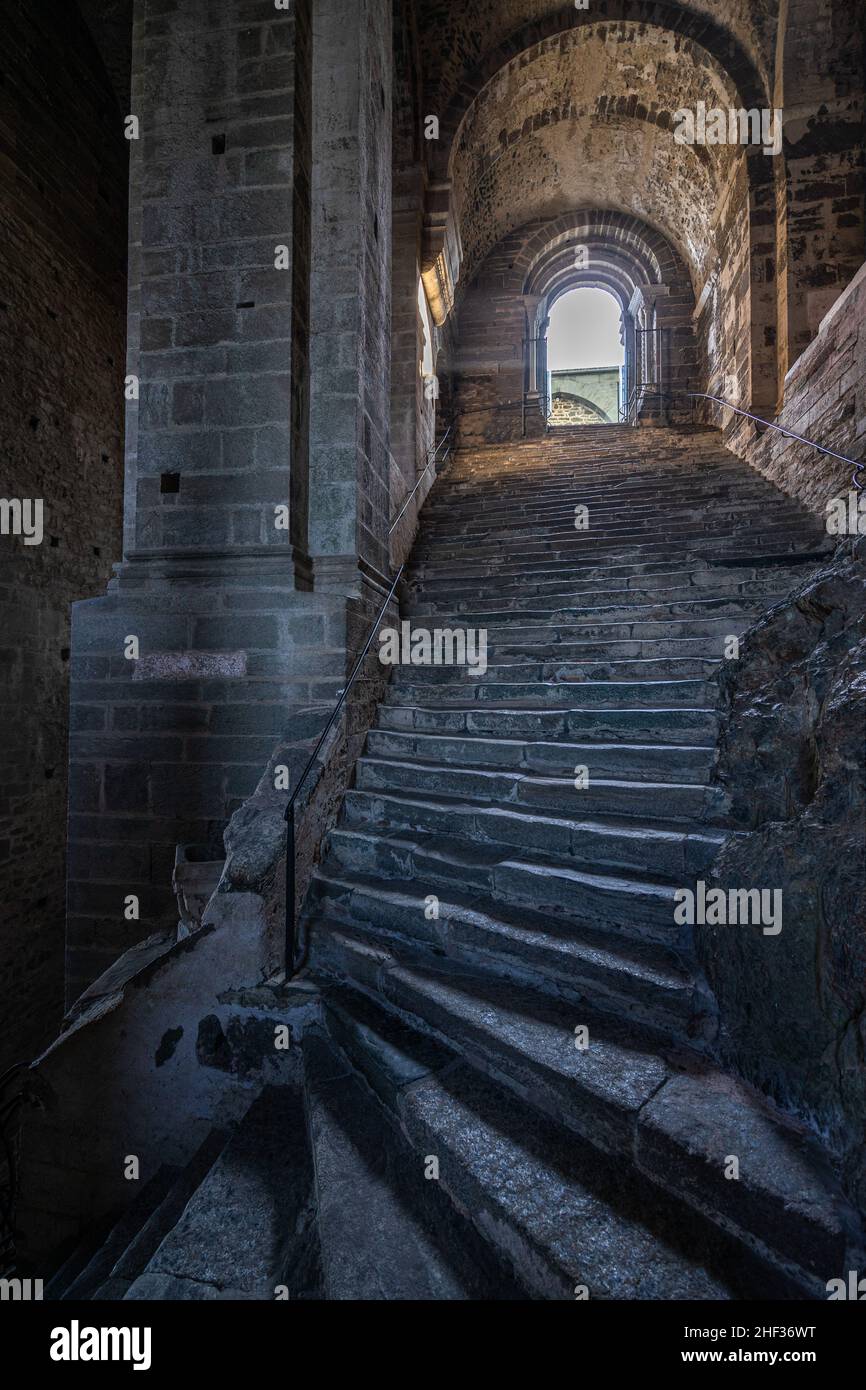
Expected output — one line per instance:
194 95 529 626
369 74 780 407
420 0 780 154
448 22 753 292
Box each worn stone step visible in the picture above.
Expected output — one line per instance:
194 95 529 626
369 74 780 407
390 645 726 673
412 526 817 564
428 466 806 492
356 756 709 823
412 517 818 559
410 541 826 579
407 533 828 581
385 658 727 692
434 471 780 508
309 896 700 1055
312 944 854 1291
124 1087 321 1301
386 619 756 650
365 729 714 785
389 654 721 683
316 832 683 950
60 1167 182 1301
376 701 720 744
418 501 812 539
389 651 724 683
407 554 827 601
43 1214 123 1302
421 481 803 515
403 609 771 641
302 1029 510 1298
466 639 733 664
383 676 715 708
91 1130 233 1299
341 789 724 879
319 985 761 1299
421 517 825 545
406 594 786 625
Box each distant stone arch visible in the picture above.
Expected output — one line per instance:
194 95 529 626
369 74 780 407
549 391 614 427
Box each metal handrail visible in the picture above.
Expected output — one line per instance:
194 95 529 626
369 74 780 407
389 426 453 534
643 390 865 492
282 425 457 976
283 565 405 975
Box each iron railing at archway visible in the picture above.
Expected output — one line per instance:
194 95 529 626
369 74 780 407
637 390 865 494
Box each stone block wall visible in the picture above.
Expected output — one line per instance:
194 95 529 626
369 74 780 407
720 258 866 515
694 161 770 418
63 0 324 1002
701 539 866 1214
550 369 620 423
308 0 393 589
775 0 865 382
125 0 311 566
66 578 350 1001
0 0 128 1067
63 0 402 1007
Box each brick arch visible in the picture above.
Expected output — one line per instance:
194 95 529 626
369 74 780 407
449 105 757 293
429 11 779 411
471 97 726 189
430 1 768 184
548 390 615 426
546 266 639 319
529 227 694 413
492 211 694 314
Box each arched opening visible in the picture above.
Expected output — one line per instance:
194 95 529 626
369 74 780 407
545 287 625 426
426 11 782 424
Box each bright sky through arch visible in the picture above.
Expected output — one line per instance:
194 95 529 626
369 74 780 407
546 287 625 372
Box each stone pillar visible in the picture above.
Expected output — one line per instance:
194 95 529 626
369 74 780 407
125 0 311 576
64 0 352 1002
390 176 426 515
521 294 545 430
629 284 672 419
623 311 636 413
307 0 392 597
537 315 550 400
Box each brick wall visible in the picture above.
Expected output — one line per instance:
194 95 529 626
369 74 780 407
0 0 128 1067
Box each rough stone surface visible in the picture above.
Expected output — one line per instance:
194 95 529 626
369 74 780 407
700 538 866 1212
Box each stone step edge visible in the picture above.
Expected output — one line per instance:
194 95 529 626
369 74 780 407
318 986 737 1300
343 784 727 849
309 855 692 978
310 942 854 1293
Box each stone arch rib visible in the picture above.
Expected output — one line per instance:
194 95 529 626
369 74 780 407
430 0 769 183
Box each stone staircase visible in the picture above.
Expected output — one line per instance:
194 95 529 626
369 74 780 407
43 1038 523 1301
302 425 862 1298
39 426 863 1301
